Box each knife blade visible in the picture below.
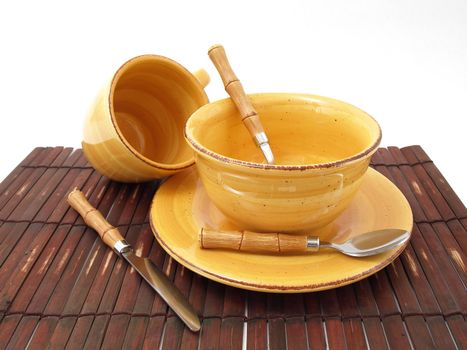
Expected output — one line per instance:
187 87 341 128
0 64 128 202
67 188 200 332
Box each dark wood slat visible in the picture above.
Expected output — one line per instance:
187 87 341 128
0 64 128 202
222 286 246 318
385 147 442 222
180 326 200 350
324 317 347 349
0 148 52 212
202 280 225 318
402 146 465 216
285 317 308 350
391 147 446 221
418 223 467 311
382 159 428 223
432 222 467 287
187 273 208 318
385 258 422 315
141 316 165 349
404 315 436 349
319 289 341 318
247 319 267 350
133 181 159 225
0 221 29 266
0 223 57 311
411 224 461 315
268 318 287 350
47 316 77 349
0 314 21 349
369 271 401 316
342 318 367 349
283 294 306 318
7 148 75 222
426 316 457 350
25 316 59 349
65 315 94 349
8 224 72 313
34 167 93 223
25 225 84 314
247 292 267 319
0 166 48 219
421 161 466 219
336 284 361 319
42 226 96 315
306 317 326 350
219 317 244 350
447 220 467 258
381 315 411 349
160 316 184 349
121 316 149 350
446 314 467 348
352 279 380 317
5 315 39 350
398 244 441 315
0 147 44 195
401 145 431 163
266 293 285 319
100 314 131 349
199 317 222 349
362 317 389 349
81 315 109 349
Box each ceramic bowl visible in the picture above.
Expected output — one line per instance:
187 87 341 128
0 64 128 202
185 93 382 233
82 55 210 182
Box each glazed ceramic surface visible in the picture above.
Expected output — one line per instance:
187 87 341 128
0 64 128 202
83 55 209 182
150 167 413 293
185 93 382 232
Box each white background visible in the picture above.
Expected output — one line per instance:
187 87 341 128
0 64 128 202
1 0 466 202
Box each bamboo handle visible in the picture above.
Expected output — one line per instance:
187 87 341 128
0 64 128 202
67 188 124 249
199 228 308 254
208 44 266 138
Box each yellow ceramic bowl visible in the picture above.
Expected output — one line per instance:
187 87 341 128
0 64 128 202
185 93 382 233
83 55 209 182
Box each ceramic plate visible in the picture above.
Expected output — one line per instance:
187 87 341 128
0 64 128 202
150 168 413 293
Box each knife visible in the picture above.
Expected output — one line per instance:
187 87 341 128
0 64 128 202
67 188 200 332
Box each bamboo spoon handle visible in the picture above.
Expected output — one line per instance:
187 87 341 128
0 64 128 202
207 44 267 141
67 188 124 250
199 228 310 253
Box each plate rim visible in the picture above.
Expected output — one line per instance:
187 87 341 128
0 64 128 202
150 168 413 293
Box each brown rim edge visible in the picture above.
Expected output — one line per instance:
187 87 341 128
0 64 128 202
148 185 413 293
185 95 383 171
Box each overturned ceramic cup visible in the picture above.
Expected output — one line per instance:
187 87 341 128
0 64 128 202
83 55 210 182
185 93 382 233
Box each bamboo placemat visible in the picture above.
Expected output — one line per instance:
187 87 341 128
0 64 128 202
0 146 465 349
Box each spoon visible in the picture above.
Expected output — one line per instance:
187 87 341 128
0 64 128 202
208 44 275 164
199 228 410 257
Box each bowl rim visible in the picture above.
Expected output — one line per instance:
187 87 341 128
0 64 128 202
109 54 209 171
184 93 382 170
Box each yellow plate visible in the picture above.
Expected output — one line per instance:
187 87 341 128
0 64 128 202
150 168 413 293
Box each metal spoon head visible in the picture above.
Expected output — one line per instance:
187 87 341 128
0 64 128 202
331 229 410 257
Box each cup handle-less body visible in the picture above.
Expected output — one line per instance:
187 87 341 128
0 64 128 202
82 55 210 183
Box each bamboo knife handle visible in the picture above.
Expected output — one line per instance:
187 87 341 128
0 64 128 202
67 188 124 250
208 44 266 139
200 228 309 253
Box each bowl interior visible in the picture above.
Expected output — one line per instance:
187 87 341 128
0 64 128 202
111 56 207 167
186 94 381 166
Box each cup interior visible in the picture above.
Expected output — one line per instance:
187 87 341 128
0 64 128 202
110 55 207 168
186 93 381 167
